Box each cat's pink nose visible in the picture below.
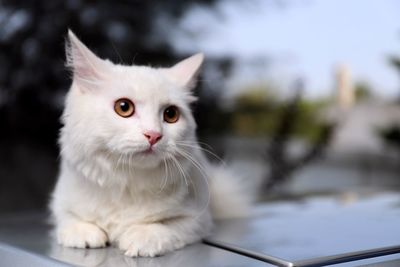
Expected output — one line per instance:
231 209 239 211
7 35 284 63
143 131 162 146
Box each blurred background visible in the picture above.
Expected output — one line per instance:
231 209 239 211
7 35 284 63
0 0 399 213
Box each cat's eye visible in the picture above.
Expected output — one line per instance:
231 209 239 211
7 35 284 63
164 105 180 123
114 98 135 118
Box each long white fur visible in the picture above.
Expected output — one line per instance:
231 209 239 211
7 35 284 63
50 30 252 257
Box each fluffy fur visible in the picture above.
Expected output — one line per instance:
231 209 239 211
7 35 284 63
50 30 252 257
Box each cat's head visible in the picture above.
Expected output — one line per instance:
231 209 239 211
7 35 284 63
61 30 202 170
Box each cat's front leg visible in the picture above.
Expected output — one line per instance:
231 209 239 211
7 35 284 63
118 223 184 257
118 215 211 257
56 220 109 248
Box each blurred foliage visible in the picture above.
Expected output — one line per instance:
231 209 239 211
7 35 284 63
263 86 334 190
389 42 400 101
379 125 400 151
380 42 400 154
354 81 372 102
193 57 235 136
390 56 400 75
196 81 335 190
207 86 331 142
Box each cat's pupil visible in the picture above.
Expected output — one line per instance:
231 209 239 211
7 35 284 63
120 102 129 112
165 108 175 118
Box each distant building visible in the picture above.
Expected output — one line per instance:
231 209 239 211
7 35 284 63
325 65 400 163
336 64 354 110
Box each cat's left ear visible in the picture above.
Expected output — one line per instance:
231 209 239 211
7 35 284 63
66 30 109 92
163 53 204 90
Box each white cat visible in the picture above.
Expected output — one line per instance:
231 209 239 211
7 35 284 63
50 30 252 257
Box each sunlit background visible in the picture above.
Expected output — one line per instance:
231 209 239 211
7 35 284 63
0 0 399 213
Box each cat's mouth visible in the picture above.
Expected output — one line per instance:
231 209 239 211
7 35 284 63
136 145 161 156
116 144 165 161
141 147 155 155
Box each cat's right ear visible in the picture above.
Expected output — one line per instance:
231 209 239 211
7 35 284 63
66 30 108 92
162 53 204 91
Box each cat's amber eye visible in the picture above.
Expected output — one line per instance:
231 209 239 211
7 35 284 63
114 98 135 118
164 105 180 123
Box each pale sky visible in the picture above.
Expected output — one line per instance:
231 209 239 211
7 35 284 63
173 0 400 98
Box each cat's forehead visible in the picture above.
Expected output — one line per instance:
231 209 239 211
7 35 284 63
107 65 179 103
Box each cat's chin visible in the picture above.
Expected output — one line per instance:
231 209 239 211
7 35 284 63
128 152 164 170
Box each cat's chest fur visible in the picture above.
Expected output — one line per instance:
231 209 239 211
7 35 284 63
57 158 195 224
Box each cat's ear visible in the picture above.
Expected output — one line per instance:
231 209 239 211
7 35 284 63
66 30 108 91
163 53 204 90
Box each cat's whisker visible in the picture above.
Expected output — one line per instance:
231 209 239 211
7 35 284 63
110 41 124 65
175 142 226 166
156 158 169 194
168 156 181 192
170 154 189 188
75 76 102 86
119 154 125 177
174 149 209 186
174 150 200 201
127 153 134 178
125 153 134 178
108 151 120 175
176 140 220 154
162 158 169 191
120 153 127 176
176 140 214 151
176 156 189 188
175 149 208 180
174 148 211 217
165 156 178 193
164 156 177 193
116 153 125 173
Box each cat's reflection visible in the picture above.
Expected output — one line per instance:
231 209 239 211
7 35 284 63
49 241 212 267
48 219 251 267
50 243 108 266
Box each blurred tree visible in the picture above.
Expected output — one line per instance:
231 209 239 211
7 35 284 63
211 79 335 191
262 80 335 191
354 81 372 102
231 86 278 136
389 45 400 101
230 84 330 141
390 56 400 79
379 126 400 152
382 45 400 156
194 57 235 136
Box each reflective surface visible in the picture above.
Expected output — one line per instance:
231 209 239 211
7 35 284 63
211 191 400 263
0 192 399 266
0 213 267 267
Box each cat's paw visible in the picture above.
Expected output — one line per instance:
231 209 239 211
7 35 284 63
118 224 185 257
57 222 108 248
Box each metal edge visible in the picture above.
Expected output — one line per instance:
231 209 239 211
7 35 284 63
203 238 294 267
292 245 400 267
